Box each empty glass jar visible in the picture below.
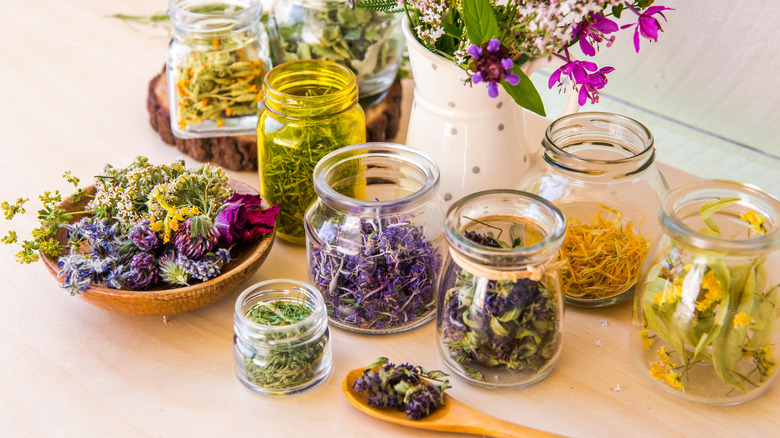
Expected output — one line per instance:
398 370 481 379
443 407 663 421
305 143 446 334
517 112 669 307
167 0 271 138
437 190 566 388
631 180 780 405
233 279 332 396
267 0 403 98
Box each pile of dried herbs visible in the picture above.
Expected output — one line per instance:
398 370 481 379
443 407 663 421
352 357 449 420
441 231 560 381
559 205 650 301
270 6 401 93
239 298 328 391
638 198 779 394
309 217 440 330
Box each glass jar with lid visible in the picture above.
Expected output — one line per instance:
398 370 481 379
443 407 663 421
258 59 366 243
630 180 780 405
267 0 404 98
233 279 332 396
437 190 567 388
167 0 271 138
517 112 669 307
304 143 446 334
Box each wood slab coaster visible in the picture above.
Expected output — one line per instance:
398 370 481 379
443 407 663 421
147 67 404 172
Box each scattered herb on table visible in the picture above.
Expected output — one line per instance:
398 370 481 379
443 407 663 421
639 199 779 393
240 298 327 390
1 156 278 294
441 231 560 381
559 205 650 301
352 357 450 420
310 216 440 330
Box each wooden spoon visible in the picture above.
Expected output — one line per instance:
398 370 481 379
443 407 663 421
342 367 565 438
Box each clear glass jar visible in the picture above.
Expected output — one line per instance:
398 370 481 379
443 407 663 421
305 143 446 334
267 0 403 98
167 0 271 138
258 59 366 243
517 112 669 307
631 180 780 405
233 279 332 396
438 190 566 388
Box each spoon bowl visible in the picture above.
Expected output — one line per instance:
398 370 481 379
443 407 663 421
342 367 565 438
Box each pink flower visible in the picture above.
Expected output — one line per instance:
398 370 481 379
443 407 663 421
548 55 614 106
214 193 279 246
621 5 674 53
573 13 619 57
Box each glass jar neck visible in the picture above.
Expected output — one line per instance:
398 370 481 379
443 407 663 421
262 60 359 119
312 143 440 216
660 179 780 254
445 190 567 275
542 112 656 182
169 0 261 47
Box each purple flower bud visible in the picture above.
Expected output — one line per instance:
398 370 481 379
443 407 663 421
505 72 520 86
487 39 500 52
501 58 514 70
487 81 499 98
466 44 483 60
472 71 484 84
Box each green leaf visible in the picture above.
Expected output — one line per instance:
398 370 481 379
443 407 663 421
461 0 498 46
612 4 624 18
700 197 740 220
501 66 546 117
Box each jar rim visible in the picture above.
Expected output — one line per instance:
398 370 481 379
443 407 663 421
661 179 780 253
445 189 567 263
312 143 441 215
234 279 325 334
543 112 656 175
262 60 358 116
169 0 261 35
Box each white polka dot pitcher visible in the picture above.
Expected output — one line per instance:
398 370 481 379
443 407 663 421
402 18 578 205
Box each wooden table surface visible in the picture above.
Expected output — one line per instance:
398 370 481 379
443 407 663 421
1 1 778 437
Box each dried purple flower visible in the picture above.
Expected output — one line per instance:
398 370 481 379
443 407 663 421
214 193 279 246
128 219 160 251
310 217 440 330
173 216 220 259
352 357 449 421
126 252 159 290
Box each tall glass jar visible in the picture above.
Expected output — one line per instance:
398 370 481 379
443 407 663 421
631 180 780 405
167 0 271 138
438 190 567 388
305 143 446 334
267 0 403 98
258 59 366 243
517 112 669 307
233 279 332 396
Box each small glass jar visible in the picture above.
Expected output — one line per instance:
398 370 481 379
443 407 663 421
167 0 271 138
267 0 403 98
437 190 566 388
258 59 366 243
631 180 780 405
233 279 332 396
305 143 446 334
517 112 669 307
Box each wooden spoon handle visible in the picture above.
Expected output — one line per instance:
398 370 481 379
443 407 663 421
447 398 566 438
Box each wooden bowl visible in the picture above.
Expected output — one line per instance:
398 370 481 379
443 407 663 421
40 181 275 316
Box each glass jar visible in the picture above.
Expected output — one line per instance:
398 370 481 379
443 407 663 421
233 279 332 396
631 180 780 405
438 190 566 388
517 112 669 307
167 0 271 138
305 143 446 334
258 59 366 243
267 0 403 98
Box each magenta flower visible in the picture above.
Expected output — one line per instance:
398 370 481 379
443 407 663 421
214 193 279 246
621 5 674 53
573 12 618 57
578 66 615 105
548 57 614 106
468 39 520 98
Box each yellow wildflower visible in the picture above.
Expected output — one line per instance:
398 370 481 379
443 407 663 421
149 219 163 232
639 327 654 350
733 312 751 327
653 282 681 308
696 271 723 311
190 207 200 215
665 371 684 390
649 362 666 381
740 210 767 235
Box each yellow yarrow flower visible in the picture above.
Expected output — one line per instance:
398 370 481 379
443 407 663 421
639 327 654 350
653 282 681 308
733 312 751 327
740 210 766 235
696 271 723 311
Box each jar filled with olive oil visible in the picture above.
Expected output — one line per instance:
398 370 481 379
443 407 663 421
257 59 366 243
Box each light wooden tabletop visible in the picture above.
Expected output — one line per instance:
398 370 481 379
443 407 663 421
0 2 778 437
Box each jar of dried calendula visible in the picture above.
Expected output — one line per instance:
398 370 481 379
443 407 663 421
167 0 271 138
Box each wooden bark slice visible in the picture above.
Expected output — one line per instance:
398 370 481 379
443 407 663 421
147 67 403 172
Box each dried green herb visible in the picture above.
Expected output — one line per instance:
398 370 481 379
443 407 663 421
241 299 328 390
